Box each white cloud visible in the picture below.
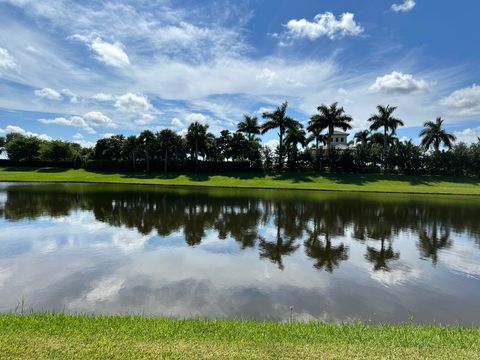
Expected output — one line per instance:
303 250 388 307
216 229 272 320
285 12 363 40
391 0 416 13
72 132 95 148
441 84 480 116
72 35 130 68
0 124 51 140
453 127 480 145
185 113 209 125
91 93 114 102
369 71 429 93
171 117 183 128
264 139 279 150
39 111 115 133
256 68 279 87
114 93 152 113
61 88 78 103
0 47 18 71
83 111 116 128
135 113 155 126
34 87 63 100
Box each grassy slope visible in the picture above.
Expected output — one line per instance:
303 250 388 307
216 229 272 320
0 167 480 195
1 314 479 359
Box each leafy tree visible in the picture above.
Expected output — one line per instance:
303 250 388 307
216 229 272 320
39 140 73 163
0 136 5 155
95 135 125 161
311 102 353 159
368 105 404 152
229 131 248 161
218 130 232 161
138 130 155 171
205 133 222 161
237 115 260 141
186 121 208 171
156 129 182 171
5 135 42 162
419 117 456 152
261 101 297 170
307 117 328 171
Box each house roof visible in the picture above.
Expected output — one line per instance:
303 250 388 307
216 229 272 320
332 131 349 135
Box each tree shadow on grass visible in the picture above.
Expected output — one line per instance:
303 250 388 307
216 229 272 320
36 168 70 173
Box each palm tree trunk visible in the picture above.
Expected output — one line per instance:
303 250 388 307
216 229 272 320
164 147 168 172
315 138 320 171
278 129 284 171
195 138 198 172
146 150 150 172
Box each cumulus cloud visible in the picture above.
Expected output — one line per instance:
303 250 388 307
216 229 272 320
61 88 78 103
83 111 115 128
441 84 480 116
453 127 480 145
72 132 95 148
39 111 115 134
369 71 429 93
171 117 183 128
135 113 155 126
0 124 51 140
391 0 416 12
185 113 209 125
256 68 279 87
0 47 18 71
34 87 63 100
285 12 363 40
72 35 130 68
114 93 152 113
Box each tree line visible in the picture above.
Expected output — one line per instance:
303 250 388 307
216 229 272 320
1 102 479 176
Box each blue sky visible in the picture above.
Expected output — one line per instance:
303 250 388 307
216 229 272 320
0 0 479 148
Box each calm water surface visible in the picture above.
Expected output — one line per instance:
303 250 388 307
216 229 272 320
0 182 479 324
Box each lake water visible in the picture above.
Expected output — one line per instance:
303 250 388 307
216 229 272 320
0 182 479 324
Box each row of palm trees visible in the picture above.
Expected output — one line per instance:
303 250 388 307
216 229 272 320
235 101 457 169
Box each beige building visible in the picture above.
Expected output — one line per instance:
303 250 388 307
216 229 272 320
329 131 349 149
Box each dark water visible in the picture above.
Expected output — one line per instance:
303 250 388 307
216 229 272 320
0 183 479 324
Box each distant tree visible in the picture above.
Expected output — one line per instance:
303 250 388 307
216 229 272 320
354 130 370 145
39 140 73 163
311 102 353 159
237 115 260 141
122 136 138 172
419 117 456 152
5 135 42 162
156 129 182 171
307 117 328 170
284 122 306 170
218 130 232 161
95 135 125 161
261 101 297 170
138 130 155 171
186 122 208 171
368 105 404 152
205 133 222 161
229 131 248 161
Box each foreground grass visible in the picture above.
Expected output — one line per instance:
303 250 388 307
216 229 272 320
0 167 480 195
1 314 479 359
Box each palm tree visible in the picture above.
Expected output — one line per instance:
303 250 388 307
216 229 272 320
284 122 306 169
418 224 452 265
307 118 328 170
311 102 353 158
156 129 181 172
186 122 208 171
261 101 297 170
138 130 155 171
354 130 370 145
237 115 260 141
419 117 456 152
122 135 138 172
368 105 404 151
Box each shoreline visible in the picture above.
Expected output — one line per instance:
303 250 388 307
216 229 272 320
1 167 480 196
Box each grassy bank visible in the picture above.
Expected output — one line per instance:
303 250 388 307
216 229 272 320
1 314 479 359
0 167 480 195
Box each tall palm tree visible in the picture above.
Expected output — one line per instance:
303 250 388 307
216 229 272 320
368 105 404 151
261 101 297 170
285 122 306 169
307 118 328 170
354 130 370 145
419 117 456 152
156 129 181 172
237 115 260 141
186 122 208 171
311 102 353 157
138 130 155 171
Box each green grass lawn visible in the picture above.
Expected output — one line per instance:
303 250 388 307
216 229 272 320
0 314 479 359
0 167 479 195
